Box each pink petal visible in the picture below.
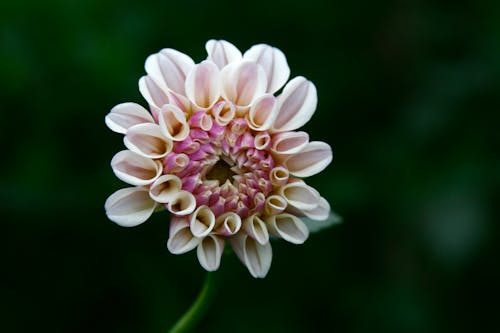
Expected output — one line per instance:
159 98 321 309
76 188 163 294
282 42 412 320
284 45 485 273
185 60 221 109
273 77 317 132
271 131 309 156
158 105 190 141
138 76 169 111
145 48 194 95
285 141 333 177
247 94 278 131
124 123 172 159
205 39 242 69
111 150 162 186
244 44 290 94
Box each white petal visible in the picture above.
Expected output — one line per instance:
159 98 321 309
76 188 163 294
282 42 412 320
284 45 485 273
149 174 182 203
105 187 157 227
301 210 342 233
158 104 190 141
269 166 289 186
271 131 309 155
190 205 216 238
265 194 287 215
247 94 278 131
273 77 317 132
167 190 196 216
231 233 272 278
197 234 225 271
285 141 332 177
138 76 169 110
220 60 267 109
167 217 200 254
105 103 154 134
215 212 242 236
279 180 320 211
124 123 173 159
145 48 194 95
111 150 162 186
205 39 242 69
244 44 290 94
185 60 221 109
254 132 271 150
266 213 309 244
301 196 331 221
243 215 269 245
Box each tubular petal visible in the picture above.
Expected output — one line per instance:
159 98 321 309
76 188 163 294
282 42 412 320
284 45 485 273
124 123 172 159
267 213 309 244
243 44 290 94
105 102 154 134
138 76 169 111
220 60 267 109
105 187 157 227
145 48 195 95
185 60 221 109
280 181 320 211
231 233 272 278
215 212 242 236
271 131 309 155
167 190 196 215
265 195 287 215
167 217 200 254
211 101 236 126
285 141 333 177
205 39 242 69
149 174 183 203
273 77 317 132
247 94 278 131
197 235 225 271
111 150 162 186
243 215 269 245
269 166 289 186
158 105 190 141
190 205 216 238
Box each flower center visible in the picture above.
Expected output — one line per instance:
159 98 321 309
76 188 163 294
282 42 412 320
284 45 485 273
205 159 236 184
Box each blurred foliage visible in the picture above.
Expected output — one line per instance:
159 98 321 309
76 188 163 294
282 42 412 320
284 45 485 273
1 0 499 332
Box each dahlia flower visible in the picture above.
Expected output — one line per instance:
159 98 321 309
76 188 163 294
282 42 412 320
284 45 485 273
105 40 336 278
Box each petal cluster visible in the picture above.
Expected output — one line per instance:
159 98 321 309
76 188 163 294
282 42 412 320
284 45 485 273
105 40 333 278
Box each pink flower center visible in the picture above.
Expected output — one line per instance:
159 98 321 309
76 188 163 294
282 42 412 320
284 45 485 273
163 110 275 219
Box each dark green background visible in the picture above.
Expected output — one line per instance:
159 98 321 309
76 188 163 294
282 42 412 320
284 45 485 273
2 0 499 332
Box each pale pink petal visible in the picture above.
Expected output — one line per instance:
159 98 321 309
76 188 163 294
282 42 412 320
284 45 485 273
279 180 320 211
190 205 216 238
149 174 182 203
220 60 267 110
243 44 290 94
272 76 317 132
145 48 194 95
215 212 242 236
105 187 157 227
166 190 196 216
211 101 236 126
243 215 269 245
124 123 173 159
105 103 154 134
301 197 331 221
205 39 242 69
111 150 162 186
254 132 271 150
185 60 221 109
266 213 309 244
247 94 278 131
138 76 169 111
230 233 272 278
167 217 200 254
285 141 332 177
197 234 225 271
271 131 309 156
158 105 190 141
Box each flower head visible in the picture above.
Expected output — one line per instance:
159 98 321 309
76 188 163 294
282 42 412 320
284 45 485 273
105 40 336 278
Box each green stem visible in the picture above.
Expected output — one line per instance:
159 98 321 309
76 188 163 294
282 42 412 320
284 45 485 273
168 272 217 333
